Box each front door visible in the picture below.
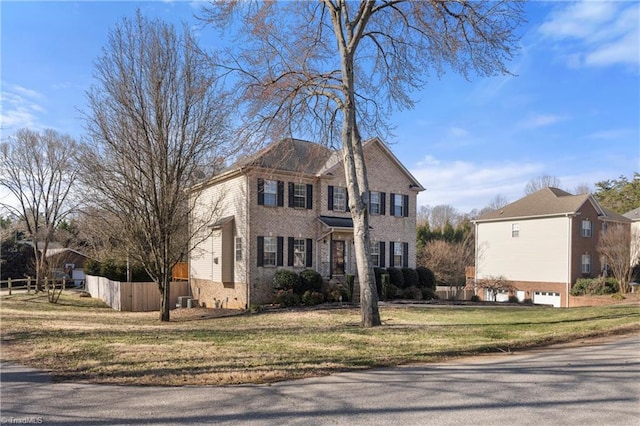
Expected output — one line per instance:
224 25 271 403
332 240 345 276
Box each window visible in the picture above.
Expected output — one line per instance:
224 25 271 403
390 193 409 217
263 237 277 266
263 180 277 206
333 186 347 212
393 242 403 268
581 220 592 237
370 241 380 267
235 237 242 261
581 254 591 273
293 239 306 267
512 223 520 238
369 191 381 215
293 183 307 208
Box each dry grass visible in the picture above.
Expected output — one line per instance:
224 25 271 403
1 291 639 386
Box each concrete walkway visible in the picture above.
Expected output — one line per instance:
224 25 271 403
1 335 639 425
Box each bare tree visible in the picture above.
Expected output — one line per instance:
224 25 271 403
82 11 229 321
201 0 524 326
573 182 591 195
419 232 474 288
598 223 635 293
525 175 561 195
467 275 515 301
0 129 80 298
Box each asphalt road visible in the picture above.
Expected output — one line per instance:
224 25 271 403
1 335 638 425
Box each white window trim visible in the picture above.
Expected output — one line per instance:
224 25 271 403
293 238 306 268
263 236 277 267
333 186 347 212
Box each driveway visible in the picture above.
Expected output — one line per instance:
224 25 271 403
1 335 638 425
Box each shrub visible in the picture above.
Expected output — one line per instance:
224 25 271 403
373 267 385 296
522 298 533 305
325 281 349 303
571 277 619 296
345 274 355 303
387 267 404 289
301 291 325 306
84 259 101 276
381 273 391 301
416 266 436 290
611 293 625 301
385 284 400 300
299 269 323 294
401 286 423 300
508 295 520 303
422 287 438 300
273 269 300 292
470 294 480 302
402 268 420 288
273 289 300 307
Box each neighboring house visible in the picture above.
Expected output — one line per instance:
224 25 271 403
473 188 630 308
189 138 425 309
43 248 90 287
623 207 640 269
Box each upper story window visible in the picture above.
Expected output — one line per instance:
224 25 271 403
581 254 591 273
390 193 409 217
293 183 307 208
581 220 592 237
328 185 348 212
287 182 313 210
512 223 520 238
258 178 284 207
369 191 385 215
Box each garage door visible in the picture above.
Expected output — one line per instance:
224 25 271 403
533 291 561 307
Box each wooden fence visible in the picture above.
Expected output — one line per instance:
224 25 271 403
85 275 189 312
0 277 78 295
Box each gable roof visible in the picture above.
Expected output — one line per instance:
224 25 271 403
624 207 640 222
194 137 424 191
474 187 626 223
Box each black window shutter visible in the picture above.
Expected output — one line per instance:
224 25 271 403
306 184 313 209
257 236 264 267
277 236 284 266
287 237 294 266
257 178 265 205
346 189 350 212
306 239 313 267
379 241 386 268
288 182 294 208
403 195 409 217
277 181 284 207
381 192 386 215
328 186 334 210
390 193 396 216
389 241 395 267
403 242 409 268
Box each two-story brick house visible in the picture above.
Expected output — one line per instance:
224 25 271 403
473 187 630 307
188 138 425 309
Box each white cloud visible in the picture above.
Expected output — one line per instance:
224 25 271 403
539 1 640 69
517 113 567 129
410 155 545 213
0 83 46 132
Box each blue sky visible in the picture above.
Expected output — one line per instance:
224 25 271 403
1 0 639 214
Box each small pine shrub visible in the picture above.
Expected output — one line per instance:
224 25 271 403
273 289 300 307
301 290 325 306
416 266 436 290
508 295 520 303
401 286 423 300
402 268 420 288
299 269 323 294
381 273 391 301
273 269 300 292
387 267 405 289
470 295 481 302
422 287 438 300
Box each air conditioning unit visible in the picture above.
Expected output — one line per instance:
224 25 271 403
177 296 192 308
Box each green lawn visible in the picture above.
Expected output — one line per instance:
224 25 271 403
1 292 638 386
